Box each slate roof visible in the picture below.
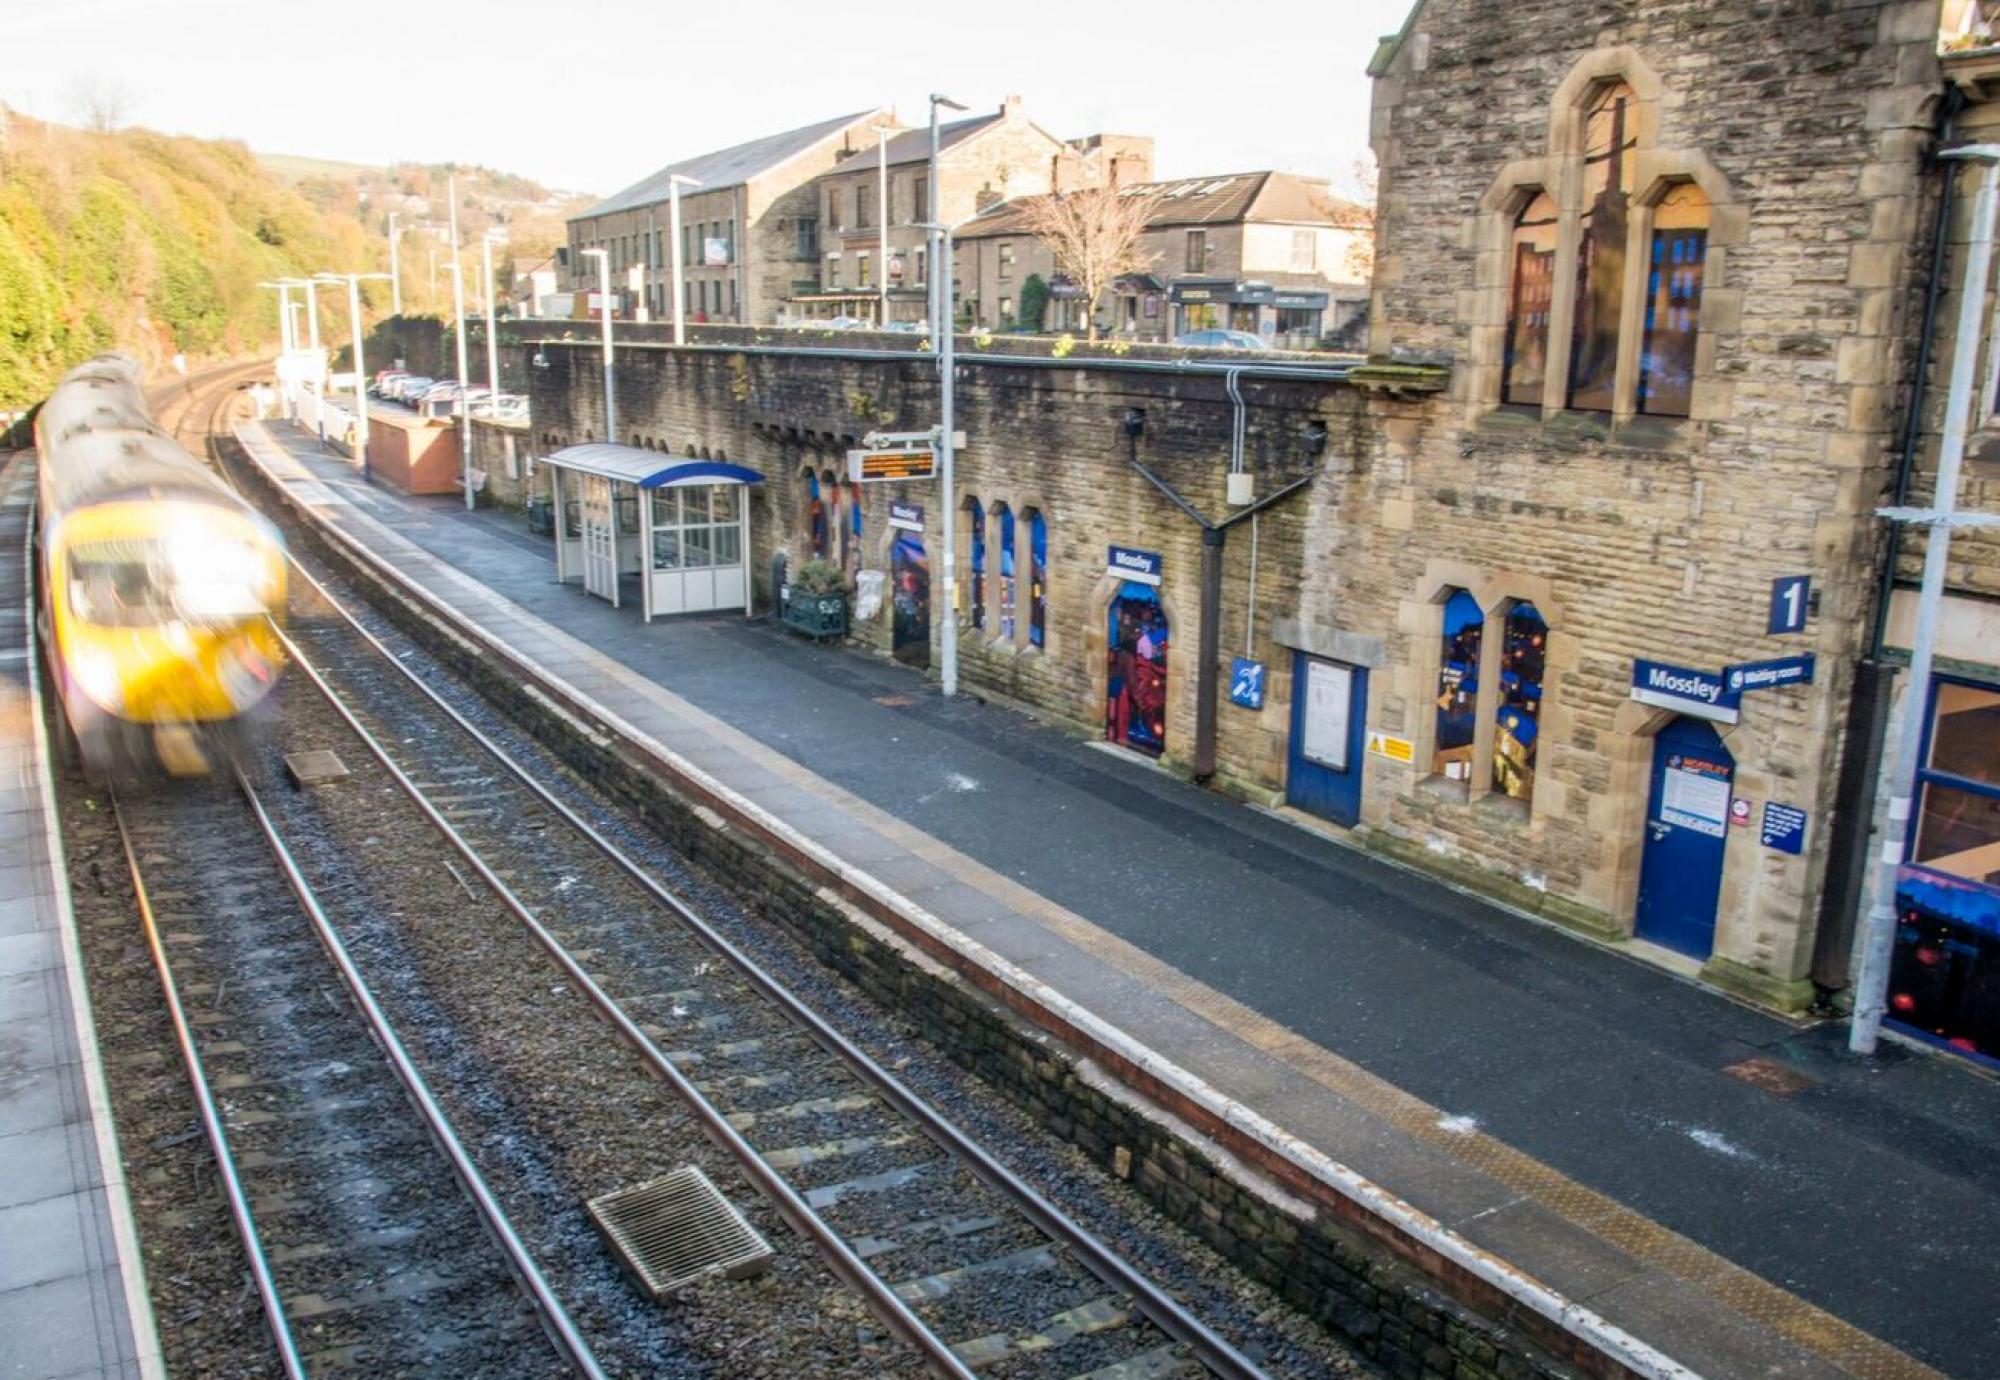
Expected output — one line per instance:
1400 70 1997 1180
578 109 887 219
956 171 1363 239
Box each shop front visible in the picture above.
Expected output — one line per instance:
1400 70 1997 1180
1168 281 1326 345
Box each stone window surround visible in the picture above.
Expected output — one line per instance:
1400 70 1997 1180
956 486 1052 656
1402 561 1565 826
1469 47 1745 425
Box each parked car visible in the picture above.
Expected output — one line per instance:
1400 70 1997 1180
389 375 433 403
370 369 408 397
880 321 925 334
472 393 529 422
1174 329 1267 351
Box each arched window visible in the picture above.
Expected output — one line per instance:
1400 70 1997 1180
819 470 840 562
995 503 1017 641
1638 182 1709 418
965 497 986 630
846 481 865 570
1434 589 1483 781
1567 80 1638 412
1494 601 1547 801
1026 508 1047 649
1503 191 1558 407
803 467 829 559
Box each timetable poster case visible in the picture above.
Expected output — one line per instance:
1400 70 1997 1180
1660 753 1731 838
1889 866 2000 1067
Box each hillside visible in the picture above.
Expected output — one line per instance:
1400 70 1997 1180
0 114 592 409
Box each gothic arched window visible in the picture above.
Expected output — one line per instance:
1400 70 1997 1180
1503 191 1559 408
1435 589 1484 781
1567 81 1638 412
1638 182 1709 418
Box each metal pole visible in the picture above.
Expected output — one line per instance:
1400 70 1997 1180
877 126 890 327
387 212 402 317
938 222 958 698
1195 526 1225 778
345 277 370 478
483 234 501 406
928 101 942 342
302 279 321 356
450 175 475 511
582 248 614 442
1850 148 2000 1054
669 174 699 346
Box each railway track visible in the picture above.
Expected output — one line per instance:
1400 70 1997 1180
101 768 596 1380
267 511 1272 1379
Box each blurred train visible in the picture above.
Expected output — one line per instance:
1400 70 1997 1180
34 354 286 776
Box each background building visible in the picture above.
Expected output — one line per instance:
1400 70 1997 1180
565 109 891 327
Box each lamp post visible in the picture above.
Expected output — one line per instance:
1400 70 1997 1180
482 229 506 410
873 123 895 327
667 173 701 346
314 271 391 481
1850 145 2000 1053
448 174 475 511
927 94 966 343
386 211 402 316
916 215 977 698
581 247 614 442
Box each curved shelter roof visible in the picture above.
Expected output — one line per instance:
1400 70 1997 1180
543 444 764 489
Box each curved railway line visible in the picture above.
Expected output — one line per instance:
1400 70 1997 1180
46 367 1350 1380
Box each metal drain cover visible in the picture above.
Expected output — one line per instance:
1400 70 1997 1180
284 749 350 787
587 1167 773 1299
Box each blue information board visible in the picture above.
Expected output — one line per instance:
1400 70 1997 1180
1229 657 1265 711
1769 575 1811 635
1760 802 1808 855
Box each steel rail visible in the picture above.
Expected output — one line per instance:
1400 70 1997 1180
275 552 1272 1380
268 621 982 1380
108 788 310 1380
231 767 610 1380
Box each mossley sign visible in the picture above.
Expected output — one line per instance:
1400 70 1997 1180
1106 545 1163 585
1630 658 1741 724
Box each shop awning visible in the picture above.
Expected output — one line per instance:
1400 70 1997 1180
545 443 764 489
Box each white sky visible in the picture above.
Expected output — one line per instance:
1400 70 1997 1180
0 0 1414 195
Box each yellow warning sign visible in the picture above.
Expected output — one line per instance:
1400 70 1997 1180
1367 731 1416 765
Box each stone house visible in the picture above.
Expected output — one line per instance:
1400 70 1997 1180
564 109 892 326
791 97 1153 325
953 171 1372 347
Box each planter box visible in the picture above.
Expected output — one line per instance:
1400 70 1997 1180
780 587 848 640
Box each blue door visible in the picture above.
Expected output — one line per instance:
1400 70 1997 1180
1634 717 1734 958
1286 653 1367 827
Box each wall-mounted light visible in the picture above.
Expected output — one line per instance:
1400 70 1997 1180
1122 407 1146 440
531 347 550 370
1299 419 1328 458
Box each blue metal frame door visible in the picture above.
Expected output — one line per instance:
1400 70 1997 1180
1286 653 1366 827
1634 716 1734 958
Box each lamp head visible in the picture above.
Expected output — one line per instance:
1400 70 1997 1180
1122 407 1145 440
1299 419 1328 458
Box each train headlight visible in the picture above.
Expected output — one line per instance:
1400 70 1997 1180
71 649 124 713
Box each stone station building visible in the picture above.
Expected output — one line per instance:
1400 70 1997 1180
491 1 2000 1056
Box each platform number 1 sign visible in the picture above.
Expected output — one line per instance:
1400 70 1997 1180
1769 575 1811 636
1229 657 1265 711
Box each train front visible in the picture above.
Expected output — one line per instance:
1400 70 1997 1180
49 497 288 776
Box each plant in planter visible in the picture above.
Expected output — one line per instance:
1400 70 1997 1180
781 557 849 640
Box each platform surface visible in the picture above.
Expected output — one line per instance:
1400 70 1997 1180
240 421 2000 1380
0 456 160 1380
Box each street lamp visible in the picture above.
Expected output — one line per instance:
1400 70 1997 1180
448 174 475 511
481 229 508 412
915 213 978 698
314 271 391 482
386 211 402 317
872 123 896 328
927 94 966 342
667 173 701 346
581 247 615 442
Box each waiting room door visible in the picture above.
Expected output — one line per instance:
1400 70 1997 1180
891 529 930 668
581 475 617 604
1635 716 1733 958
1106 582 1168 756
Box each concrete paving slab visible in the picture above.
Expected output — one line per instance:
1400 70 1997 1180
0 1270 134 1380
0 1066 71 1138
0 930 60 978
0 895 52 939
0 969 52 1024
0 1194 89 1292
0 1121 103 1209
0 1012 61 1076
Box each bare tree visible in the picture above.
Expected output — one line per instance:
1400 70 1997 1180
66 78 131 134
1332 153 1378 282
1019 184 1163 342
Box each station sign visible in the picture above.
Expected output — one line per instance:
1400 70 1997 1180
1630 658 1740 724
1107 545 1162 585
1229 657 1265 711
1760 802 1808 855
888 500 924 532
848 446 939 484
1769 575 1811 635
1726 654 1815 695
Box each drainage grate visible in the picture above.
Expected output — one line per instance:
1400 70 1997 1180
586 1167 774 1299
284 749 350 787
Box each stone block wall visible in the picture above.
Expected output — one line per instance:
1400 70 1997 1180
1348 0 1945 1002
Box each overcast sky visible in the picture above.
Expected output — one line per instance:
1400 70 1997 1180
0 0 1413 195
